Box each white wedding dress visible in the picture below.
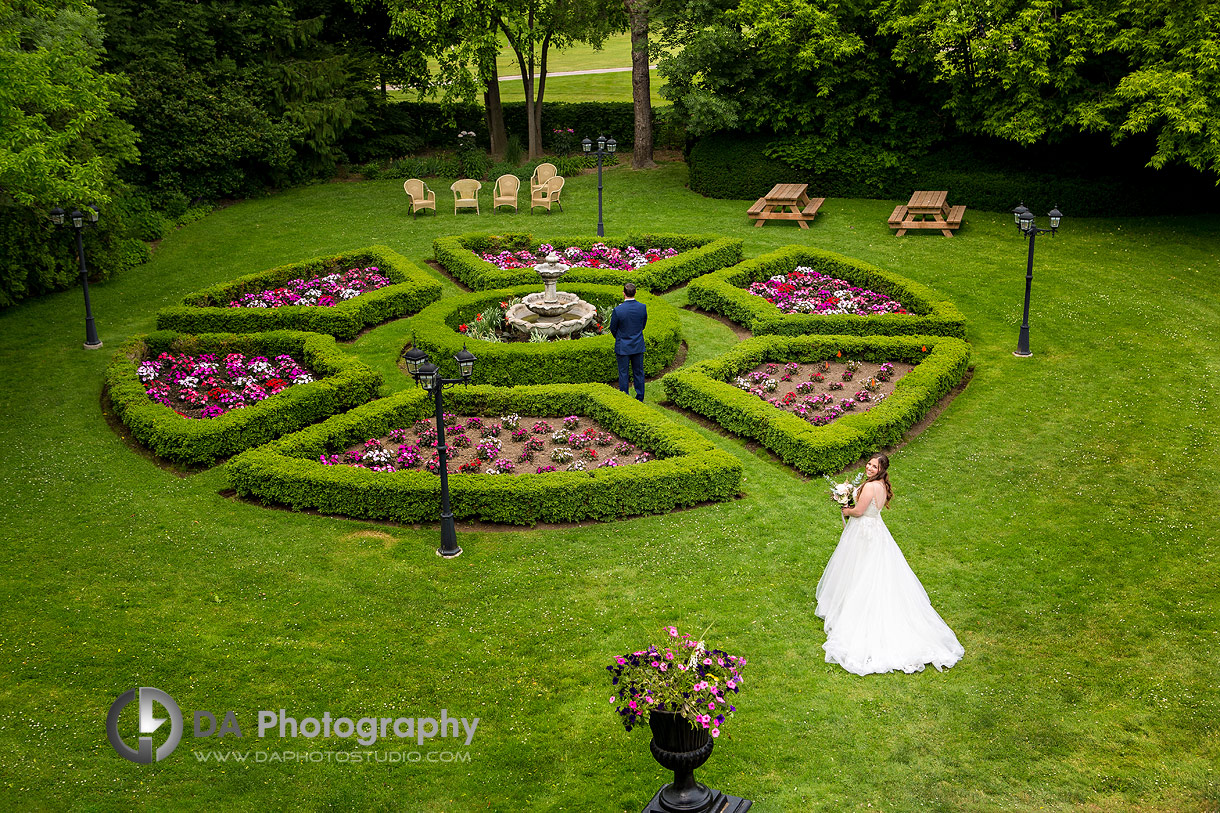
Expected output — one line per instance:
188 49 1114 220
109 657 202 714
815 496 964 676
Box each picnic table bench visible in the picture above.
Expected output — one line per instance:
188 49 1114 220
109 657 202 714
748 184 825 228
890 191 966 236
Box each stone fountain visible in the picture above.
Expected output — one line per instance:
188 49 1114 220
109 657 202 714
504 253 599 338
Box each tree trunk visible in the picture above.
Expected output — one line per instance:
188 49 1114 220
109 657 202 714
484 61 507 159
627 1 656 169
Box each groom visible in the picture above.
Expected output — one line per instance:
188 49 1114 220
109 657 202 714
609 283 647 401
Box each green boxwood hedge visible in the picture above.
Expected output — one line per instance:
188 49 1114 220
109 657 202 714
225 383 744 525
409 284 682 386
106 330 383 467
661 334 971 476
433 232 744 291
155 245 442 340
687 246 967 339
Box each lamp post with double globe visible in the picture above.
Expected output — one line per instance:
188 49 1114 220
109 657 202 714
1010 203 1063 358
49 206 103 349
403 343 478 557
581 136 617 237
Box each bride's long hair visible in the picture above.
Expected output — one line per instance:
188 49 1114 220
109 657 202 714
862 453 893 507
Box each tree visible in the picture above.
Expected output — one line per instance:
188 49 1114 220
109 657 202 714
876 0 1220 177
0 0 137 208
625 0 655 168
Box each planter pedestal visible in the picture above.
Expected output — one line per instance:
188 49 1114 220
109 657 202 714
643 711 752 813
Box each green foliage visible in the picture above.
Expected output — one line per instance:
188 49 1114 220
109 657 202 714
409 284 682 385
687 246 967 339
878 0 1220 177
344 101 645 165
433 232 744 290
687 129 1220 215
94 0 377 200
225 383 744 524
0 0 138 208
106 331 382 467
154 245 442 340
661 334 971 475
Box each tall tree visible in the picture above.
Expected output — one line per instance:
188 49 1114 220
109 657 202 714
625 0 655 168
877 0 1220 176
0 0 137 208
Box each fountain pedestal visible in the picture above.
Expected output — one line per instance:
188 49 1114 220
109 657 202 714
505 253 599 338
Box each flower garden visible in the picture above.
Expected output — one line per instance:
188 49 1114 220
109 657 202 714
479 243 679 271
138 351 316 418
747 267 908 316
225 266 391 308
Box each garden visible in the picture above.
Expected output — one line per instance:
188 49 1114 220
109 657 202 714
1 161 1218 812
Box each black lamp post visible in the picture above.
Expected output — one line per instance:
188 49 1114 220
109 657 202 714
581 135 617 237
49 205 103 350
1010 203 1063 358
404 343 478 558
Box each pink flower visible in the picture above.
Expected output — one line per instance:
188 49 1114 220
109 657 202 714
668 626 678 637
711 728 720 738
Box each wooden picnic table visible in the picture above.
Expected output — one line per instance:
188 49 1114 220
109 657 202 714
889 190 966 236
748 183 825 229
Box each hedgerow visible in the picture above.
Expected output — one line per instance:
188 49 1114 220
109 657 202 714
432 232 743 291
686 246 966 338
408 284 682 386
661 334 971 476
155 245 442 340
106 330 382 467
225 383 744 524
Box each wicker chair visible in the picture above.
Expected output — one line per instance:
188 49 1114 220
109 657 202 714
493 175 520 213
530 163 558 196
530 176 564 213
450 179 482 214
403 179 436 217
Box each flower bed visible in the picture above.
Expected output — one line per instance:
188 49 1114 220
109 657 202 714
481 243 678 272
139 351 318 419
433 232 744 291
661 334 971 475
155 245 442 340
225 384 744 525
749 268 907 316
407 284 682 387
226 266 391 308
687 246 966 338
107 330 382 467
321 412 656 474
725 359 915 427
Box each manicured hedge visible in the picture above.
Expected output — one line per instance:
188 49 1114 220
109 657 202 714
433 232 744 292
409 284 682 386
661 334 971 476
225 383 744 525
106 331 383 467
687 246 966 339
155 245 442 340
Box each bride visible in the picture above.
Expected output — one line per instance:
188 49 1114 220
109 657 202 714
815 454 964 676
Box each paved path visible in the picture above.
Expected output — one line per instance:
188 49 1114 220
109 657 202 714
499 65 656 82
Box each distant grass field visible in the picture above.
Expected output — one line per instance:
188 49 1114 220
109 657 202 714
403 31 669 106
1 162 1218 811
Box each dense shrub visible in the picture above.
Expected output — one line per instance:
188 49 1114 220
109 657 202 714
155 245 441 340
408 284 681 386
433 232 744 291
225 383 744 525
106 330 382 466
661 334 971 476
687 132 1220 216
687 247 966 339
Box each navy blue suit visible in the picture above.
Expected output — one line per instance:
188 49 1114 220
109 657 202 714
610 298 647 400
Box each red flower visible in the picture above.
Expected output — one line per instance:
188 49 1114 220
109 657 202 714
836 350 842 358
459 324 468 333
500 301 508 308
475 314 483 321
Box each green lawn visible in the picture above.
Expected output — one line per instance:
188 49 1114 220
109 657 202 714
1 161 1218 811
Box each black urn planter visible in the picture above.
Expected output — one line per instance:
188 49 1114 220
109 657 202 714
642 711 751 813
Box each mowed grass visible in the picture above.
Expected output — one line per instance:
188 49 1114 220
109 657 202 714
0 161 1218 811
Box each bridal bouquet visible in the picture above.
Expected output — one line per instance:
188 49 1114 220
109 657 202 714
607 626 745 737
824 472 865 506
